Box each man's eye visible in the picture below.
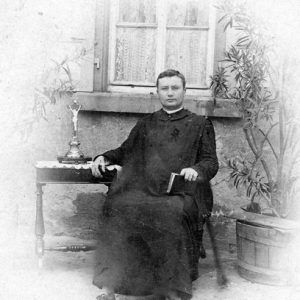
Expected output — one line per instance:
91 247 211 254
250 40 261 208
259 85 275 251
161 87 168 90
172 86 179 90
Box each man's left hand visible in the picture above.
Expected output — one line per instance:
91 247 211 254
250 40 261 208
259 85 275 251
180 168 198 181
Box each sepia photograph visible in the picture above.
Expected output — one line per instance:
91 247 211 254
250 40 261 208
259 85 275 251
0 0 300 299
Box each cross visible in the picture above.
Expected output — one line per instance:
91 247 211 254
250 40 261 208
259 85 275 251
68 99 82 136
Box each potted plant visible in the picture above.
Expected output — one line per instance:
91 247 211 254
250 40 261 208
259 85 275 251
211 1 300 285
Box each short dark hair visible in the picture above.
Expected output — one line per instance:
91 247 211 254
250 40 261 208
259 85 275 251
156 69 186 89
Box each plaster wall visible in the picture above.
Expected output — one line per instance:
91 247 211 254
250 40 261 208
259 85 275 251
26 101 249 240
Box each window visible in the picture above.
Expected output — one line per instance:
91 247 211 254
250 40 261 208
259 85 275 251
107 0 216 94
75 0 240 116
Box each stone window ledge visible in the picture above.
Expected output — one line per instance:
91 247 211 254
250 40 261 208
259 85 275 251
77 92 241 118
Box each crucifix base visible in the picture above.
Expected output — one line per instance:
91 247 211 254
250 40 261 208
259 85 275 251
57 138 91 164
57 156 92 164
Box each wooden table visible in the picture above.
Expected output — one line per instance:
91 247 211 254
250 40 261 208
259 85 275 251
35 161 110 266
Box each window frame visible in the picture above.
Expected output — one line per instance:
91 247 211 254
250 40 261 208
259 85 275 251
79 0 242 118
106 0 216 95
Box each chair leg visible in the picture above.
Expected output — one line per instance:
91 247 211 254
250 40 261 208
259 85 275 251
197 218 207 259
197 228 206 259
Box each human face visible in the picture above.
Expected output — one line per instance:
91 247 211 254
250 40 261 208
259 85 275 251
157 76 186 110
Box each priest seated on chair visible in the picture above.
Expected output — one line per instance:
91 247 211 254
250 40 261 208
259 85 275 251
91 69 218 300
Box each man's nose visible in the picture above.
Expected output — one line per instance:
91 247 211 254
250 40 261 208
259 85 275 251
167 88 173 96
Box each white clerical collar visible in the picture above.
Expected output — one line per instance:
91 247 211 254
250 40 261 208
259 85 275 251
163 107 184 114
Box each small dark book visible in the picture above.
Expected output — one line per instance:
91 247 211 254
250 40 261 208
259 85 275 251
166 172 186 194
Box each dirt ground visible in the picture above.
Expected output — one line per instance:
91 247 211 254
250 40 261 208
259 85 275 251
1 229 299 300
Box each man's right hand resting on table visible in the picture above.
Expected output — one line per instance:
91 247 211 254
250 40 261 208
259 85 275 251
91 155 122 179
91 155 110 178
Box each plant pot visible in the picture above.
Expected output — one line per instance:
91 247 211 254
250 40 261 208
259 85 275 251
236 219 295 285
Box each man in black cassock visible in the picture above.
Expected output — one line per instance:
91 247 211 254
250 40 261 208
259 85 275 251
91 69 218 300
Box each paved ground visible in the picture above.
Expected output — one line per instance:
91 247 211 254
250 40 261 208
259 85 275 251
1 233 299 300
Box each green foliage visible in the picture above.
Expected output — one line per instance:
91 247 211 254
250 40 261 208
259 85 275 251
210 67 229 100
16 50 86 141
33 57 78 122
228 159 270 200
214 1 299 218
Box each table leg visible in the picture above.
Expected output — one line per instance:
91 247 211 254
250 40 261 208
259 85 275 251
35 183 45 266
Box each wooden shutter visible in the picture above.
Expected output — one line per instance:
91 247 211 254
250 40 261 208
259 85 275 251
75 0 96 91
225 26 240 51
46 0 96 92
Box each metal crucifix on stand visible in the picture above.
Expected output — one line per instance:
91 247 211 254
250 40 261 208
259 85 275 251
57 96 91 164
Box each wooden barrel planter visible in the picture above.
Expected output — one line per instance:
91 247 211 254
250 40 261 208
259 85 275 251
236 220 294 285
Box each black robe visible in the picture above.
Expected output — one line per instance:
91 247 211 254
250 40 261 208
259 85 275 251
93 108 218 298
